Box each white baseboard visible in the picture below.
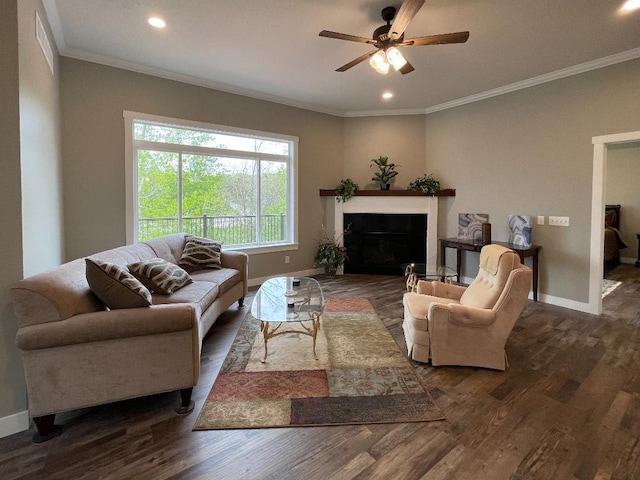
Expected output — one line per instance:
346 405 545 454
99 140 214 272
0 410 30 439
620 256 637 265
461 276 591 313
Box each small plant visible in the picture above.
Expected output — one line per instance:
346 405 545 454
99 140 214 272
370 156 398 189
408 174 441 194
335 178 359 203
313 225 348 276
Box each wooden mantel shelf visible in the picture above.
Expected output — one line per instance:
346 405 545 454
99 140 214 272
319 188 455 197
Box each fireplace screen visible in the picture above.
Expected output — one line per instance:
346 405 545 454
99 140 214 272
343 213 427 275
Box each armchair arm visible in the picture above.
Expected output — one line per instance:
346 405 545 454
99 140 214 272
429 302 497 328
417 280 466 300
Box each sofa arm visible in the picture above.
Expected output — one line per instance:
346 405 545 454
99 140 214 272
221 250 248 297
16 303 198 351
429 302 496 328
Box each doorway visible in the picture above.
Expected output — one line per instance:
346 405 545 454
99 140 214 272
589 130 640 314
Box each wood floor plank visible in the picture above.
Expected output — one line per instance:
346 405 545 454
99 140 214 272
2 265 640 479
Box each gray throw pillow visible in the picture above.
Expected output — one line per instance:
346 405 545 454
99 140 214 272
85 258 152 309
179 235 223 270
128 258 192 294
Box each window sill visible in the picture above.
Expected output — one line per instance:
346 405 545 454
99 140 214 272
226 243 299 255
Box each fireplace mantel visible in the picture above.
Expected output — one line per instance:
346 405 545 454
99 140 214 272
319 188 455 197
322 193 443 273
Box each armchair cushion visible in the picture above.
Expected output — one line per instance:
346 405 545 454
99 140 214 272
459 245 520 309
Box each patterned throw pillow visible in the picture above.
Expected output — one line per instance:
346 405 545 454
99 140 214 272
85 258 152 309
128 258 192 295
179 235 223 270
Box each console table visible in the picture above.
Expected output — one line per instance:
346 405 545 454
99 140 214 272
440 238 541 301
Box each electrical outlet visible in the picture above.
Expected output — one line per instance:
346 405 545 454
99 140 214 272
537 216 545 225
548 216 570 227
284 255 290 264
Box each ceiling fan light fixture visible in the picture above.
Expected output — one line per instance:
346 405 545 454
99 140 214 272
386 47 407 71
147 17 166 28
370 50 390 74
622 0 640 11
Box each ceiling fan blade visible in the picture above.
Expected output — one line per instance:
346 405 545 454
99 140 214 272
319 30 376 45
399 60 415 75
335 50 377 72
403 31 470 46
388 0 425 40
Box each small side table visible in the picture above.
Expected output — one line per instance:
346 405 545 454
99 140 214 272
402 263 457 292
440 238 541 301
636 234 640 268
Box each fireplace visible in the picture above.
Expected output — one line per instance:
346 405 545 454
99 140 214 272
325 194 439 275
344 213 427 275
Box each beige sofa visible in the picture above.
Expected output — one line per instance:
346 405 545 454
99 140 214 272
11 233 248 443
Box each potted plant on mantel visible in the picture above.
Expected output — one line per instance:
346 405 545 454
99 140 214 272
370 156 398 190
408 173 441 194
335 178 359 203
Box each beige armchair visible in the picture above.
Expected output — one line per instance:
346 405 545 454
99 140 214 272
402 244 532 370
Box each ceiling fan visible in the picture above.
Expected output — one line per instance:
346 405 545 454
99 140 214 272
319 0 469 75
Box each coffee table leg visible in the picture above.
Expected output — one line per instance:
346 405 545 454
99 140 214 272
261 321 269 363
311 316 321 360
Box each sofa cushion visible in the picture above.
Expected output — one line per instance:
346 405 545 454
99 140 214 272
86 258 152 309
179 235 223 270
152 281 220 314
189 268 242 296
128 258 192 294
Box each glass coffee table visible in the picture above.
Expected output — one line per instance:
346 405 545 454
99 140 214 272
401 263 457 292
251 276 324 362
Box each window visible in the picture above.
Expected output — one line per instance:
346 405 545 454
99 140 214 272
124 112 298 252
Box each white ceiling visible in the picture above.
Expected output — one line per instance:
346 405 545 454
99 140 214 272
43 0 640 116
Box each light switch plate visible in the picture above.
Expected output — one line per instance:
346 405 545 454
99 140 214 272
549 216 570 226
537 216 545 225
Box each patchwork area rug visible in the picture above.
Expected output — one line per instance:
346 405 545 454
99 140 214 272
603 279 622 298
194 297 443 430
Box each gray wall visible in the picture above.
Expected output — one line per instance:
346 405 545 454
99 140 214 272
424 59 640 303
0 0 26 425
60 58 344 280
343 115 427 190
0 0 63 433
607 142 640 262
19 0 64 276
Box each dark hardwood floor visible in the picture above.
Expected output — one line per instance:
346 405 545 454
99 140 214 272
2 265 640 479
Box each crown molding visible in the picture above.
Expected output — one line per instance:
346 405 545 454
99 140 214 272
420 47 640 115
60 48 345 117
344 47 640 117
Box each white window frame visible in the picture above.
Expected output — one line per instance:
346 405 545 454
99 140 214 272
124 111 298 254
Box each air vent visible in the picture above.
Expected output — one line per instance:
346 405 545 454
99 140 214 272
35 11 54 75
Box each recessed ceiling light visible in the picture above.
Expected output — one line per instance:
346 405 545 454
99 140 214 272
382 92 394 100
148 17 166 28
622 0 640 11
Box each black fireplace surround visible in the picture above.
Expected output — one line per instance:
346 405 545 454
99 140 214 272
343 213 427 275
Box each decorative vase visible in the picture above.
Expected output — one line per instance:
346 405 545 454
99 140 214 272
380 183 390 191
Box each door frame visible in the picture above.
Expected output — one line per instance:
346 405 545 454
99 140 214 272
589 130 640 314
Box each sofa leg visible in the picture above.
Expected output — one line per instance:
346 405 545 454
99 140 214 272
176 387 194 415
238 297 245 308
32 414 62 444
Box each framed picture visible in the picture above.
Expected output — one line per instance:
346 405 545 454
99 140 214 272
509 215 532 247
458 213 489 243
